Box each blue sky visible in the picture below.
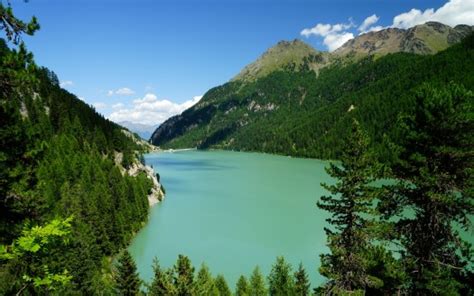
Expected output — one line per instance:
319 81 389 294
7 0 470 125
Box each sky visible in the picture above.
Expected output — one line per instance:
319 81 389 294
6 0 474 125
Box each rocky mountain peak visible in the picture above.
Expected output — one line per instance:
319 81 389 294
335 21 473 57
232 39 329 82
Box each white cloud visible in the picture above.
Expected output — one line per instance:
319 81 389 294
300 0 474 51
116 87 135 95
92 102 107 109
391 0 474 29
365 25 385 33
301 22 353 38
112 103 124 109
324 32 354 51
300 21 354 51
358 14 380 32
78 96 86 102
60 80 73 87
108 93 203 125
107 87 135 96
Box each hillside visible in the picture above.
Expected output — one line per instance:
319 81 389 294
232 39 331 82
151 23 474 162
0 39 162 293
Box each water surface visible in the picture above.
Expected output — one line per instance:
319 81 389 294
129 150 335 287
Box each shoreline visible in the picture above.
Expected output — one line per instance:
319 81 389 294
151 147 337 163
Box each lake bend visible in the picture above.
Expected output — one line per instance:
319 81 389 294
129 150 334 288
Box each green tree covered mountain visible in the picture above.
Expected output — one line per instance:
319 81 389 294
0 37 159 293
151 22 473 162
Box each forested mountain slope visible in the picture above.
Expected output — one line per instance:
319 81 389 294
0 39 159 293
151 26 474 163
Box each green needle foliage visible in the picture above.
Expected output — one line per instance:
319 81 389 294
173 254 195 296
249 266 267 296
114 250 141 296
268 256 295 295
214 274 232 296
149 258 177 296
380 83 474 295
293 263 310 296
317 119 378 294
194 263 218 296
235 275 250 296
0 5 153 292
0 1 39 45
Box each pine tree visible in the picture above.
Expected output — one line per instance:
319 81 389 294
294 263 310 296
0 1 40 45
317 119 377 294
268 256 294 295
149 258 176 296
114 251 141 296
235 275 250 296
173 255 195 296
194 263 218 296
214 274 231 296
380 83 474 295
249 266 267 296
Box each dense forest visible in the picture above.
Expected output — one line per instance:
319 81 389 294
152 34 474 165
1 3 473 295
0 7 154 293
118 82 474 295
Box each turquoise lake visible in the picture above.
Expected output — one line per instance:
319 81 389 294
128 150 474 289
129 150 334 288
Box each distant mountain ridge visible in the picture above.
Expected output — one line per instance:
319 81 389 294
118 121 158 140
229 22 473 82
335 22 473 57
150 22 474 160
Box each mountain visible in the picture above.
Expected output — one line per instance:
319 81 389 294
118 121 158 140
335 22 473 57
232 39 331 82
150 22 474 161
0 38 162 293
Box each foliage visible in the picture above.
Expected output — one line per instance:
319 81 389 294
149 258 177 295
267 256 295 295
293 263 310 296
249 266 267 296
364 245 406 296
0 217 73 294
173 254 195 296
379 83 474 295
114 250 141 296
0 35 152 294
152 34 474 166
214 274 232 296
194 263 218 296
0 1 39 45
235 275 250 296
317 120 378 293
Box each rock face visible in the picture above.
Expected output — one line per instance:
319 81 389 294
334 22 473 57
114 150 164 207
127 161 164 206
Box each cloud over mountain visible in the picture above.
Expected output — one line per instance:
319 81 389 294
301 0 474 51
109 93 202 125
